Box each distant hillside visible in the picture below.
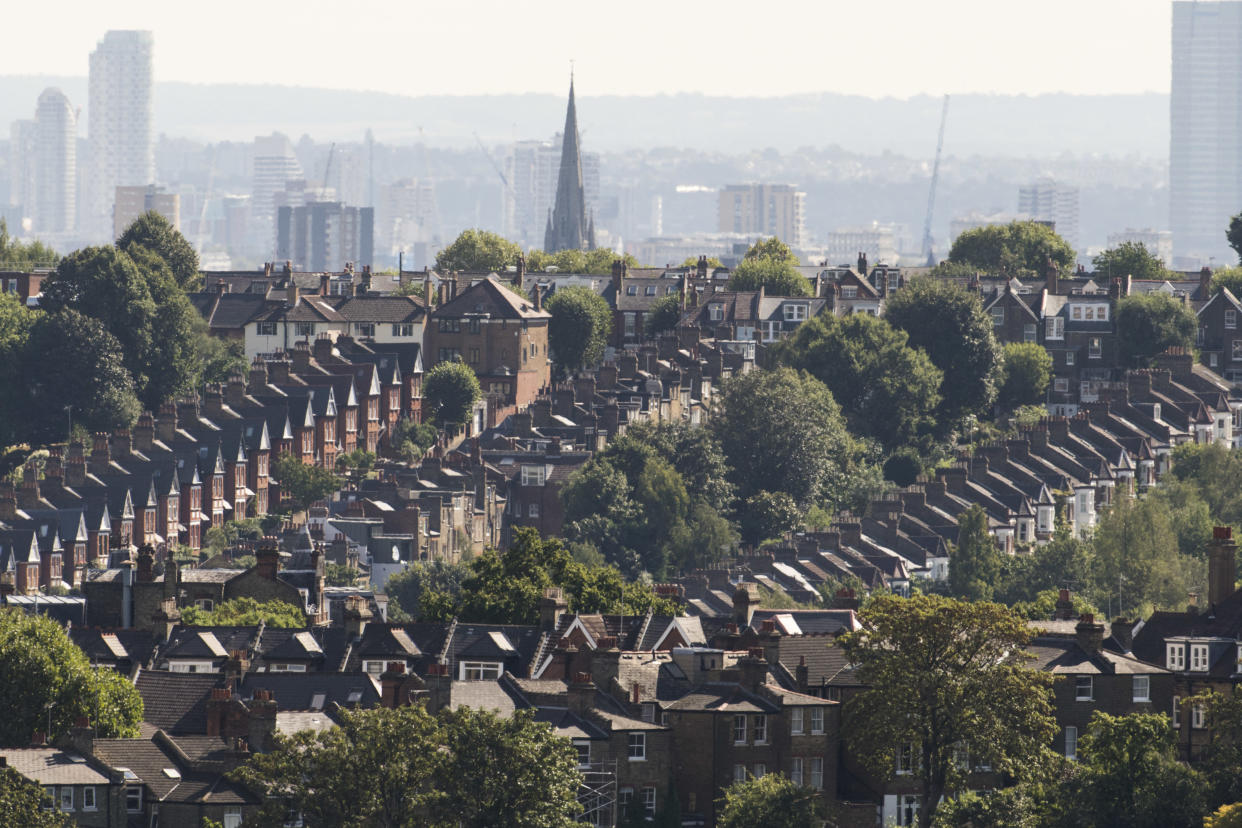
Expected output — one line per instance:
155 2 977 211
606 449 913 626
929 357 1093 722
0 76 1167 156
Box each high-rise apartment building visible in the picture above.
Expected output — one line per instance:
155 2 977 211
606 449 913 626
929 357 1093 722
1171 1 1242 267
276 202 374 272
7 120 36 219
503 136 599 248
113 185 178 239
252 133 305 256
86 30 154 240
34 88 76 235
718 184 805 249
1018 177 1078 249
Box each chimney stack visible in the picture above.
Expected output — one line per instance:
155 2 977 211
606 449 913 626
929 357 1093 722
1075 614 1104 654
1209 526 1237 606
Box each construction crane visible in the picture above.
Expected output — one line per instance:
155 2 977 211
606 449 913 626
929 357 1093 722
474 132 536 233
322 142 336 195
921 94 950 265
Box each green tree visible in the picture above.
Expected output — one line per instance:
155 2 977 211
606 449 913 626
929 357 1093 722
772 313 942 450
712 367 857 509
743 237 799 265
1207 803 1242 828
439 707 584 828
1114 292 1197 367
1092 490 1203 615
324 562 357 587
947 221 1075 278
997 342 1053 410
544 285 612 372
666 501 740 571
1213 266 1242 297
0 292 35 444
424 528 677 623
116 210 201 290
272 453 341 512
727 257 811 296
435 229 523 273
1010 589 1098 621
1170 442 1242 526
718 773 823 828
645 293 683 336
839 594 1057 828
0 766 70 827
232 705 448 827
680 255 724 269
181 597 307 628
1092 241 1172 281
0 608 143 745
423 361 482 427
621 421 735 513
19 310 141 443
738 490 802 547
949 505 1002 601
0 219 59 269
383 560 471 621
1229 213 1242 264
1071 712 1207 828
527 247 639 275
390 418 439 463
884 276 1003 426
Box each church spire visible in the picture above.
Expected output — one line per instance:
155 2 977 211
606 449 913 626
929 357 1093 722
545 76 589 253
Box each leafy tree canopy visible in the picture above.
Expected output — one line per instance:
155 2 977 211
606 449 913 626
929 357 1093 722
527 247 639 275
0 766 71 827
949 505 1002 601
1092 241 1171 282
839 594 1057 828
1229 212 1242 264
182 597 307 628
422 528 678 623
645 293 683 337
997 342 1053 411
544 285 612 372
884 276 1003 426
1212 266 1242 298
680 255 724 269
621 421 736 513
773 313 942 450
718 773 824 828
727 257 811 296
435 229 523 273
391 418 439 463
0 608 144 745
738 490 801 547
1114 292 1197 367
423 361 482 427
0 219 59 269
947 221 1075 278
116 210 201 290
272 453 341 512
383 560 471 621
744 237 799 265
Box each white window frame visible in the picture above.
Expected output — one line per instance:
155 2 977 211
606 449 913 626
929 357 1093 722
753 715 767 744
256 321 277 336
840 286 857 299
991 307 1005 327
1054 378 1070 393
733 764 747 783
60 787 74 812
1132 675 1150 703
82 786 96 811
810 707 824 734
1173 695 1181 728
753 763 766 779
1191 643 1209 671
1233 340 1242 361
294 322 315 337
627 732 646 761
897 794 919 827
733 714 747 744
810 757 823 791
790 707 803 735
896 744 915 775
641 785 656 816
1089 337 1102 359
527 502 540 519
126 786 142 813
1228 310 1237 330
460 661 502 681
708 304 724 322
392 323 414 337
520 465 546 486
1024 323 1037 343
1065 726 1077 760
1046 316 1065 340
1076 676 1093 701
1193 704 1206 729
783 303 807 322
791 757 803 785
1066 351 1075 366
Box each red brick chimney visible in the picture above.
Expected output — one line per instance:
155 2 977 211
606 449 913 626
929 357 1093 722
255 542 279 581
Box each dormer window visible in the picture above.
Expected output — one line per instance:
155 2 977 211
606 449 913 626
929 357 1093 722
708 304 724 322
1167 643 1185 671
841 286 857 299
1191 643 1209 671
626 285 638 296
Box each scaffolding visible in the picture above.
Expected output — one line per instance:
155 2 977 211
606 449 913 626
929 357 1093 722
578 760 618 827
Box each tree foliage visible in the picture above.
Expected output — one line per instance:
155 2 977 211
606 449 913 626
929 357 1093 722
526 247 639 275
383 560 472 621
1213 266 1242 298
435 229 523 273
0 219 59 268
743 237 799 265
0 608 144 745
1229 212 1242 265
181 597 307 628
727 257 810 296
949 505 1002 601
0 766 71 827
1092 241 1171 281
645 293 683 336
116 210 201 290
1114 292 1197 367
997 342 1053 410
423 361 482 426
947 221 1075 278
839 594 1057 828
718 773 824 828
772 313 942 450
272 453 341 512
544 285 612 372
712 367 860 511
884 276 1003 426
421 528 678 623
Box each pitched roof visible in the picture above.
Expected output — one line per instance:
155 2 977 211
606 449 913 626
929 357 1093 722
0 748 109 784
432 276 551 320
134 671 222 734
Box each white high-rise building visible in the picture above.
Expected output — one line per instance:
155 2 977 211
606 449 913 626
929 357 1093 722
34 88 76 235
1171 2 1242 267
251 133 304 258
86 30 154 240
1018 177 1079 249
502 135 599 248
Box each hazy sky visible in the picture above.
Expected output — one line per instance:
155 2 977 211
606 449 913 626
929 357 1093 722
5 0 1175 97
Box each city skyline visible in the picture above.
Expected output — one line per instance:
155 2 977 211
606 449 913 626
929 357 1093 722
2 0 1175 99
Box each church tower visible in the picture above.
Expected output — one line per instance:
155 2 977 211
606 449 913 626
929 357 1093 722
544 77 593 253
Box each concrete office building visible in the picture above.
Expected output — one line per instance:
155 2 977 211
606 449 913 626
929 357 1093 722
1018 178 1079 250
113 185 178 239
87 30 154 240
718 184 805 249
1171 1 1242 267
